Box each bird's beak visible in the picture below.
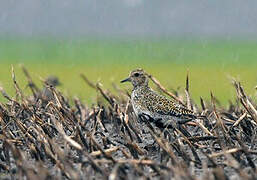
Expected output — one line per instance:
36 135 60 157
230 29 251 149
120 77 131 83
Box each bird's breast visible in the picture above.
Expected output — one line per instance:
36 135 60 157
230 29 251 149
131 90 150 117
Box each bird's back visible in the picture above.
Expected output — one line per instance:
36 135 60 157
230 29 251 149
131 86 196 123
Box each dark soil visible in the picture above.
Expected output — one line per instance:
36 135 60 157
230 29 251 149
0 67 256 180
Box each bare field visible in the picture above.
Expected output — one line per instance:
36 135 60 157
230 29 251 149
0 67 256 179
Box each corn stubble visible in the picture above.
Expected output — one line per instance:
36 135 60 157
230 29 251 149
0 66 256 180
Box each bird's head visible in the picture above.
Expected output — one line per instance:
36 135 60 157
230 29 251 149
120 68 148 88
45 76 61 87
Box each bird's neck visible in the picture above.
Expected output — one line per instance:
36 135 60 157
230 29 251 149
133 84 150 91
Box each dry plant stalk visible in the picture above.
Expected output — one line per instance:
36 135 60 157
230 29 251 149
0 67 256 180
234 81 257 124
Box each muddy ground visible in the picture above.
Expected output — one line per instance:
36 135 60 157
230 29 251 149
0 67 256 180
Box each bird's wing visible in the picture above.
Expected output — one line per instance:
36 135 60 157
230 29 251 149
155 95 196 119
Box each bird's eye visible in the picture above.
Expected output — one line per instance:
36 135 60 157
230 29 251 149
134 73 140 77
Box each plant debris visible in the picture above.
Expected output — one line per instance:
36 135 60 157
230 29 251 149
0 67 256 180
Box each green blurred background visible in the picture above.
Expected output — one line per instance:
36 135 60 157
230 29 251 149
1 1 257 105
1 37 256 105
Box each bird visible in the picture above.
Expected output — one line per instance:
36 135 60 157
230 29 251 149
120 68 197 129
41 76 61 102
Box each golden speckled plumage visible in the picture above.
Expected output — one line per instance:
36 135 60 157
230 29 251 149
121 69 196 126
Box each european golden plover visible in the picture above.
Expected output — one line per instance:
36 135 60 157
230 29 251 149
121 68 197 128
